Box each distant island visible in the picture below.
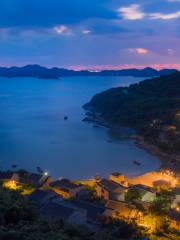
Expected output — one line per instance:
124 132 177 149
84 71 180 172
0 64 177 79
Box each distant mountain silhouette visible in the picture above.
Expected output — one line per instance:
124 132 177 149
0 65 177 79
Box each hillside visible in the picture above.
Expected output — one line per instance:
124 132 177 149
84 72 180 157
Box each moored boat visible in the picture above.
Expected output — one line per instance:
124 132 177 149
133 160 141 166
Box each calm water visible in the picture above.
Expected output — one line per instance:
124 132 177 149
0 76 160 179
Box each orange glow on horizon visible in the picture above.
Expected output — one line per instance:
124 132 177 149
66 64 180 71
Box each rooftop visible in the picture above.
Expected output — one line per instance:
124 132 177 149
133 184 156 193
41 202 74 220
50 179 82 192
70 200 105 221
106 200 135 211
105 200 138 218
28 189 60 205
98 179 125 192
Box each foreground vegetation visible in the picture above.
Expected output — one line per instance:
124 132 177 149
0 185 143 240
0 184 179 240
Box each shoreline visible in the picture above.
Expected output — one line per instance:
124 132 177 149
135 136 180 173
83 110 180 174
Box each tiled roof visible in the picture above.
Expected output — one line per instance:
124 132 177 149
28 189 60 205
106 200 135 211
41 202 74 220
98 179 125 192
105 200 137 218
50 179 82 190
70 200 105 221
133 184 156 193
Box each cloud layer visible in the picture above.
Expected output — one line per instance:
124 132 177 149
0 0 179 69
118 3 180 20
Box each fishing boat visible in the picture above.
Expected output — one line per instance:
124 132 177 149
133 160 141 166
12 165 17 168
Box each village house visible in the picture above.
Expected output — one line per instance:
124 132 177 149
28 189 61 206
109 172 128 187
41 201 87 225
96 178 126 201
28 190 100 226
69 200 105 224
50 178 84 198
26 173 52 188
131 184 156 203
0 171 19 188
104 200 142 221
52 197 105 224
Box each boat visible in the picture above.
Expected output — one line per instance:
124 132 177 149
12 165 17 168
93 125 100 128
133 161 141 166
64 116 68 120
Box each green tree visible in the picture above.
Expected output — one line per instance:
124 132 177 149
147 189 175 234
125 188 141 203
150 189 175 215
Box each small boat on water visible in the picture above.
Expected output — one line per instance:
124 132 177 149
133 160 141 166
12 165 17 168
64 116 68 120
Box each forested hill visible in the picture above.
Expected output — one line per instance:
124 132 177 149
85 71 180 127
84 72 180 154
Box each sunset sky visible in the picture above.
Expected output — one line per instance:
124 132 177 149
0 0 180 70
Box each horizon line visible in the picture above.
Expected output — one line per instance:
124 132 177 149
0 63 180 71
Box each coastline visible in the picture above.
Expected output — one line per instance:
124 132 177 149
135 136 180 173
83 110 180 174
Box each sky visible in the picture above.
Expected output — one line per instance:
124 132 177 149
0 0 180 70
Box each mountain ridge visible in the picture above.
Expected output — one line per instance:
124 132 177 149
0 64 177 79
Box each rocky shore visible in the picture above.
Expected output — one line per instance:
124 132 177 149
83 110 180 174
82 111 111 128
135 136 180 173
